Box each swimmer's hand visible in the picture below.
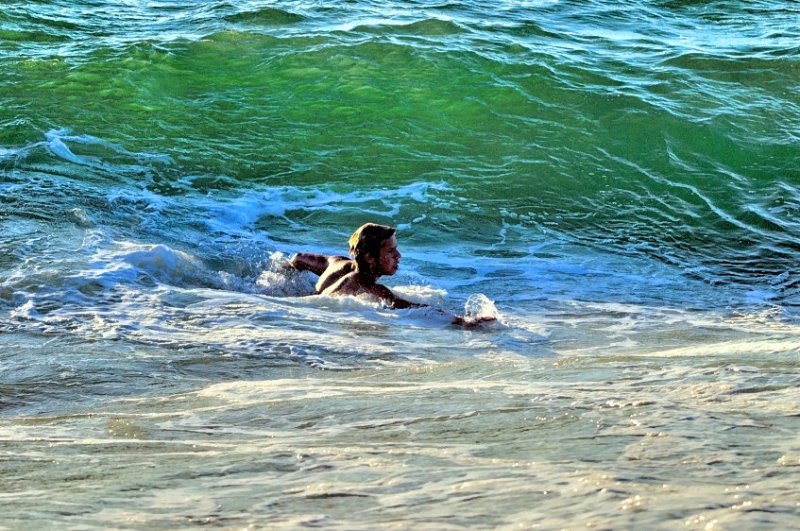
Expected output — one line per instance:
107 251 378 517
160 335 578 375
452 315 497 328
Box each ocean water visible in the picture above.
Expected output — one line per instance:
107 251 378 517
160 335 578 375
2 0 800 528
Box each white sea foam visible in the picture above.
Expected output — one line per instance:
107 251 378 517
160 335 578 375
70 242 208 290
119 243 207 285
392 284 447 306
464 293 499 320
255 252 316 296
44 129 173 167
195 181 453 236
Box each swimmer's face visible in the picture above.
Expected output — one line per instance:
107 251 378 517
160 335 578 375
377 235 401 276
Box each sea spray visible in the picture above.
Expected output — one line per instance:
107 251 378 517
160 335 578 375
464 293 501 322
255 251 316 297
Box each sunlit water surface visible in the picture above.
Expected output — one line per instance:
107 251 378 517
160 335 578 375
2 0 800 528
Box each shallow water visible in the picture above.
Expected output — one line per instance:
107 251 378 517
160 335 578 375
2 1 800 528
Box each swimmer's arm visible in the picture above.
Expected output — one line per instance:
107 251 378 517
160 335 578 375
374 285 495 327
451 314 497 328
288 253 347 276
371 285 425 309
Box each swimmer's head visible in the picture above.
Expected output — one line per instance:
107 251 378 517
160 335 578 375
349 223 399 277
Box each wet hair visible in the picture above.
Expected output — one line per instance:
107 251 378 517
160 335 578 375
348 223 396 271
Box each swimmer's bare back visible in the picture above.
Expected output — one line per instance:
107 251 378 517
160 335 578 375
289 253 352 294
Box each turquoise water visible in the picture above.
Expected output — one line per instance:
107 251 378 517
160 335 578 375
2 1 800 528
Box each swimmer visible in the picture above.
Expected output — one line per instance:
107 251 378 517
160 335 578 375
288 223 495 327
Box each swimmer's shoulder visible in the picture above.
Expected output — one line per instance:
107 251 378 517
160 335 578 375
326 255 351 265
315 258 356 293
318 268 360 296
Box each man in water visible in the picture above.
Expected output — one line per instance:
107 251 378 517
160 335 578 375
288 223 494 327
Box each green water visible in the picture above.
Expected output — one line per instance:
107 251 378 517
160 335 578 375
4 7 798 279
